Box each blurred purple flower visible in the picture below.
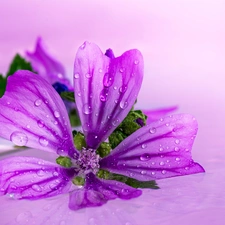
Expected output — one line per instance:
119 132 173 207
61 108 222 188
0 42 204 210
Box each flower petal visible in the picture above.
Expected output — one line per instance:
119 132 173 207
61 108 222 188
26 37 71 88
0 70 77 157
0 157 75 199
68 173 142 210
74 42 144 148
142 106 178 124
100 114 205 181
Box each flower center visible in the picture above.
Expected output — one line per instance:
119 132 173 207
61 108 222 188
76 148 100 176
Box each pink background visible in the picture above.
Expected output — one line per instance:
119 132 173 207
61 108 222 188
0 1 225 224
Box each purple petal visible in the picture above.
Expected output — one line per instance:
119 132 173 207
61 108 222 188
26 37 71 88
74 42 144 148
0 157 75 199
142 106 178 124
0 70 77 157
69 173 142 210
100 114 205 181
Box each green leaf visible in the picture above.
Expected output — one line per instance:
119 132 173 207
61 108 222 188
69 109 81 127
73 131 86 150
60 91 75 102
96 142 111 157
6 54 34 77
0 74 7 97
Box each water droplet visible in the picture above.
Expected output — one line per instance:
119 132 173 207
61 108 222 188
141 170 147 175
6 101 10 105
82 103 92 115
114 99 118 104
39 137 49 147
151 172 155 175
44 99 49 104
159 161 164 166
26 125 30 129
141 144 147 149
185 166 189 170
160 118 164 122
53 171 59 177
99 68 103 73
34 99 42 107
159 147 163 152
175 139 180 144
54 111 60 118
119 68 124 73
119 85 127 93
85 73 92 78
174 147 180 151
161 170 166 174
140 153 151 161
77 92 81 97
103 73 113 87
32 184 42 192
134 60 139 65
149 127 156 134
113 86 117 90
37 120 45 128
100 89 108 102
112 119 119 126
83 123 90 131
175 157 180 161
37 170 45 177
165 123 169 127
74 73 80 79
120 101 128 109
10 132 28 146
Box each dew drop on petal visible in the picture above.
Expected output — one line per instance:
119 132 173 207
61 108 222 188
54 111 60 118
82 103 92 115
174 147 180 152
140 153 151 161
53 171 59 177
119 68 124 73
39 137 49 147
83 123 90 131
134 60 139 65
85 73 92 78
149 127 156 134
74 73 80 79
80 43 86 49
31 184 42 192
77 92 81 97
16 211 33 223
112 119 119 126
141 144 147 149
103 73 113 87
159 161 164 166
176 157 180 161
99 68 103 73
37 170 45 177
120 101 128 109
34 99 42 107
119 85 127 93
37 120 45 128
10 132 28 146
161 170 166 174
141 170 147 175
175 139 180 144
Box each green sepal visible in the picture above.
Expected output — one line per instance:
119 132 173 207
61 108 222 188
56 156 72 168
109 173 159 189
6 54 34 77
109 109 147 149
72 176 85 186
69 109 81 127
60 91 75 102
96 142 111 157
108 130 127 149
96 169 110 179
0 74 7 97
73 131 86 150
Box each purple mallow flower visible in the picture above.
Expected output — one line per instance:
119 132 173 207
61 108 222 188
26 37 178 123
0 42 204 210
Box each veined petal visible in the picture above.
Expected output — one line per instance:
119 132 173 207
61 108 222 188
100 114 205 181
69 173 141 210
74 42 144 148
26 37 71 88
142 106 178 124
0 70 77 157
0 157 75 199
